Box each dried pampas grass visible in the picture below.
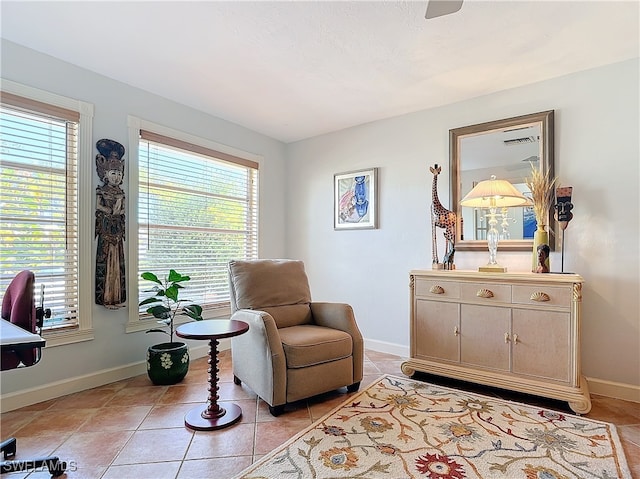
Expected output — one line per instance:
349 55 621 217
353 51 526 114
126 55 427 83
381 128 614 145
525 163 557 226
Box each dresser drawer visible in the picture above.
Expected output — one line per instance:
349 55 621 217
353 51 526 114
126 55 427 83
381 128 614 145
414 278 460 299
512 285 571 308
460 282 511 303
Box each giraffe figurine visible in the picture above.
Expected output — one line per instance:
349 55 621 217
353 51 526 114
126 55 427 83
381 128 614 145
430 164 456 270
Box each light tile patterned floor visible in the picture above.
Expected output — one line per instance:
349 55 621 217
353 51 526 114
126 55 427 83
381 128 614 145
1 349 638 478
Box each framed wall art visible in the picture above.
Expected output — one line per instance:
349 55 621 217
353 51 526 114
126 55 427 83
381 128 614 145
334 167 378 230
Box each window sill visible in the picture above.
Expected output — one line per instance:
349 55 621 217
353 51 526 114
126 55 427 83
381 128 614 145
125 306 232 334
42 328 94 348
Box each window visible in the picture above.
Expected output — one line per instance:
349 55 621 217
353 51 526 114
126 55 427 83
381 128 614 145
0 82 93 345
127 118 259 330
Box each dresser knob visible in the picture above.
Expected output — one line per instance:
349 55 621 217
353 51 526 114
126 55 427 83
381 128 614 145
476 288 494 298
530 292 551 302
429 285 445 294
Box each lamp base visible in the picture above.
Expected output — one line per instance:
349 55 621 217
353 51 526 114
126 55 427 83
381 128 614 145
478 264 507 273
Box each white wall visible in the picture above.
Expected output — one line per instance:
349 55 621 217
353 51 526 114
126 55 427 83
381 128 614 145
0 40 288 398
286 59 640 391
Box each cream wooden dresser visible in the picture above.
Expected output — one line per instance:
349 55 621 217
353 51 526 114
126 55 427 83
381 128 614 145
401 270 591 414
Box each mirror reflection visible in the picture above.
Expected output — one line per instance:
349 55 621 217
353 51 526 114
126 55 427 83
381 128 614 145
450 111 554 251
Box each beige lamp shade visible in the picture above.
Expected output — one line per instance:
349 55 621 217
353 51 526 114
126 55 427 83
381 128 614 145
460 176 529 208
460 176 530 273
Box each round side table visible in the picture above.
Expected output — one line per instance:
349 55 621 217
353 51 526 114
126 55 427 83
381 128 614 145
176 319 249 431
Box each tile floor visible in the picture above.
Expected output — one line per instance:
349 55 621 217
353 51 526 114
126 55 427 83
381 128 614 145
1 349 639 478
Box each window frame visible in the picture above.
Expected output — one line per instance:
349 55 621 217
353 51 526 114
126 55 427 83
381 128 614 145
1 79 94 347
126 116 261 333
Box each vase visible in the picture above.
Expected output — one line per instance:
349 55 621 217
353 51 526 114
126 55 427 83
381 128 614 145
532 225 550 273
147 342 189 385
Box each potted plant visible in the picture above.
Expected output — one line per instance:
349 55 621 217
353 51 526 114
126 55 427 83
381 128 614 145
139 269 203 385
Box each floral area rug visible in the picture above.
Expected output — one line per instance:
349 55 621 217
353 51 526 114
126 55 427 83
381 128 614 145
234 374 631 479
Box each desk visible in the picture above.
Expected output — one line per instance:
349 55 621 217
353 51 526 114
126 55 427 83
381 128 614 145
176 319 249 431
0 319 45 352
1 319 45 371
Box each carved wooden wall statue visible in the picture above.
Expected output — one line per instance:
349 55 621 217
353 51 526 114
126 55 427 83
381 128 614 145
95 139 126 309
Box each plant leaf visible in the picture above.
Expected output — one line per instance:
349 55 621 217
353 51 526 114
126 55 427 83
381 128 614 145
168 270 190 283
165 285 179 302
139 297 161 306
146 305 171 319
146 328 170 336
183 304 203 321
141 286 163 294
141 272 162 285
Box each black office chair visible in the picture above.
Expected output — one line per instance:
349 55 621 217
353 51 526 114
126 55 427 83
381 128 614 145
0 271 65 477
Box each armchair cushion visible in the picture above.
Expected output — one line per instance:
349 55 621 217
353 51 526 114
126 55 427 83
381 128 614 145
262 304 312 329
229 259 311 310
278 324 352 369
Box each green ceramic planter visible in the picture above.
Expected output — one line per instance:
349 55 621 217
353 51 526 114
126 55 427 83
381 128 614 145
147 342 189 385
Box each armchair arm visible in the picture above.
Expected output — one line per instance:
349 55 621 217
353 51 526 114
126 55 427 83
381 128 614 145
230 309 287 407
310 302 361 337
310 302 364 383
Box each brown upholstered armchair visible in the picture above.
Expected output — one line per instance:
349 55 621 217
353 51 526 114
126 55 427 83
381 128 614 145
228 259 364 416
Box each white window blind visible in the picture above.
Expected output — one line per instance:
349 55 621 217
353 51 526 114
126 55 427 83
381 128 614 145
0 94 79 329
137 130 259 315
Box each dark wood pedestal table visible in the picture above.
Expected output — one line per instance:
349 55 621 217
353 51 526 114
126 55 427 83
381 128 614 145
176 319 249 431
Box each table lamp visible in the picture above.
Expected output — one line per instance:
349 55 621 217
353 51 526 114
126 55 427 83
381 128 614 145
460 176 529 272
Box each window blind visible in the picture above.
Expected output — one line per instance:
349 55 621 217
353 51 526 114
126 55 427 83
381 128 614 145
0 100 79 329
138 131 259 315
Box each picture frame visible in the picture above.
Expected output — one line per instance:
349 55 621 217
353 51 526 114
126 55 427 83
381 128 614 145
334 167 378 230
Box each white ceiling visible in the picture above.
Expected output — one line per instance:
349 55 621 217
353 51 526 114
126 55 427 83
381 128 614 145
1 1 638 143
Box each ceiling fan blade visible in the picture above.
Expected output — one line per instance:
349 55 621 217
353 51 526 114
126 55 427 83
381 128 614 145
425 0 464 19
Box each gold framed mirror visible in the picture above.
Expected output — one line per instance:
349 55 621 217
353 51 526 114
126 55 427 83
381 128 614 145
450 110 555 251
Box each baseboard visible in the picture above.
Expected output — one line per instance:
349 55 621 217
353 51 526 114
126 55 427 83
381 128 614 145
0 341 224 413
364 338 409 359
586 376 640 403
3 339 637 413
1 361 148 413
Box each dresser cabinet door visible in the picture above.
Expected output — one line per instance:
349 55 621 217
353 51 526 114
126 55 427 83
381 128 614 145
512 309 571 383
414 300 460 363
460 304 510 372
